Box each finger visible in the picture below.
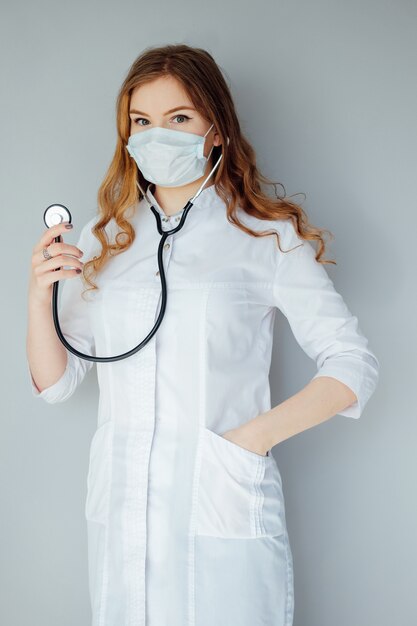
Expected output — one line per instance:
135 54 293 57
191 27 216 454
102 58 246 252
38 266 84 288
33 222 75 253
35 253 84 276
37 241 84 265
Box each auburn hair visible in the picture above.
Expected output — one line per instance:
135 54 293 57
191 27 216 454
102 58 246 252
82 43 335 295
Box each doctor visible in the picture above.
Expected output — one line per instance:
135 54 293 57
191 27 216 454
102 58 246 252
27 43 379 626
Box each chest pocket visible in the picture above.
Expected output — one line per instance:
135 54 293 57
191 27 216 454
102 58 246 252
196 427 286 539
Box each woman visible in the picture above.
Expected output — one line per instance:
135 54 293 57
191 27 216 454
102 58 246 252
26 44 379 626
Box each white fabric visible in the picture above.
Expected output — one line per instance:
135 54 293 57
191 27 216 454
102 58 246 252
28 183 379 625
126 124 214 187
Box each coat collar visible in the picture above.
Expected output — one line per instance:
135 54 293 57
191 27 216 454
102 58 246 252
142 183 220 220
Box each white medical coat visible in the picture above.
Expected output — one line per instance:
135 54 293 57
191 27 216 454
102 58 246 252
28 183 379 626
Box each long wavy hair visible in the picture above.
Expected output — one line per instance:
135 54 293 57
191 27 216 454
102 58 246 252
82 43 335 295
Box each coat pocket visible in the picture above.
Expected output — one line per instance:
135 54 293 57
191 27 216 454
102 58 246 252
85 420 112 524
196 426 285 538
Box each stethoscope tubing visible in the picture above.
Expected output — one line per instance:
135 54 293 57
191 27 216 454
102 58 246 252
51 199 194 363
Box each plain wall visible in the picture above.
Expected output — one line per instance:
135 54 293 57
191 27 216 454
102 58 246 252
2 0 416 624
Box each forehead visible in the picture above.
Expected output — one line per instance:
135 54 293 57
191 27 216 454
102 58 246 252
130 75 193 111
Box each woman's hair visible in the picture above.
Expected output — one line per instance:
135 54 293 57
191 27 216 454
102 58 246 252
82 43 335 294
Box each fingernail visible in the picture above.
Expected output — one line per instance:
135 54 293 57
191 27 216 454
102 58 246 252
65 224 73 229
76 268 82 273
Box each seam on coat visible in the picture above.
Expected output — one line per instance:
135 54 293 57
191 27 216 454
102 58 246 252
119 288 157 626
257 459 264 536
253 459 259 536
124 289 137 626
249 462 257 536
251 458 259 536
97 290 114 626
283 530 295 625
271 219 304 309
100 420 114 618
258 461 267 536
187 286 210 626
139 289 159 626
253 458 265 537
122 289 141 625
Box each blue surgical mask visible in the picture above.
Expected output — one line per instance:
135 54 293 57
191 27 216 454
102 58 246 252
126 123 215 188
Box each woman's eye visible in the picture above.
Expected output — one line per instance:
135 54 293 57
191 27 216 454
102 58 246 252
133 118 149 126
172 114 190 123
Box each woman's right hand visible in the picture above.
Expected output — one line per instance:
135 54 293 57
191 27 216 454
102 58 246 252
29 222 85 307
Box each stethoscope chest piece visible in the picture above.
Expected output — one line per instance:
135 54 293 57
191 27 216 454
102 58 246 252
44 204 72 228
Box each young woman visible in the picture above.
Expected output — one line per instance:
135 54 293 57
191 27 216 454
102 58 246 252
27 44 379 626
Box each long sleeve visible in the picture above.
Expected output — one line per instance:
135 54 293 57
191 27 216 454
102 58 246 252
272 219 379 419
28 217 97 404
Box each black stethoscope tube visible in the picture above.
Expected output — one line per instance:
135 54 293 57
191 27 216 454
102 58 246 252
49 199 194 363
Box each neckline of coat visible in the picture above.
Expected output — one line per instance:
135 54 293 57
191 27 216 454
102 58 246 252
142 183 220 219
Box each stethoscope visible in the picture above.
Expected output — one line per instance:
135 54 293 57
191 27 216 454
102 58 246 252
43 142 226 363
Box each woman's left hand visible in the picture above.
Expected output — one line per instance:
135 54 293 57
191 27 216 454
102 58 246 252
221 424 270 457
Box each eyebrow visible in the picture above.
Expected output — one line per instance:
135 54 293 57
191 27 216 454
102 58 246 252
129 106 196 116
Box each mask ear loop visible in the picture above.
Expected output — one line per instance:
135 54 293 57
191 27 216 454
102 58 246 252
192 134 229 201
206 144 215 161
203 122 214 138
135 179 153 208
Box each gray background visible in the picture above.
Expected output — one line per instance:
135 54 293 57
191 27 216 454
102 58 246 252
2 0 416 624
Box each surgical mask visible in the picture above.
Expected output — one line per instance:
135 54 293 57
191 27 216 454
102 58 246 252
126 123 215 188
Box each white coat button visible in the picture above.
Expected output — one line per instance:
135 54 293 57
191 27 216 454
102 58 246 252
164 243 170 250
155 270 159 276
